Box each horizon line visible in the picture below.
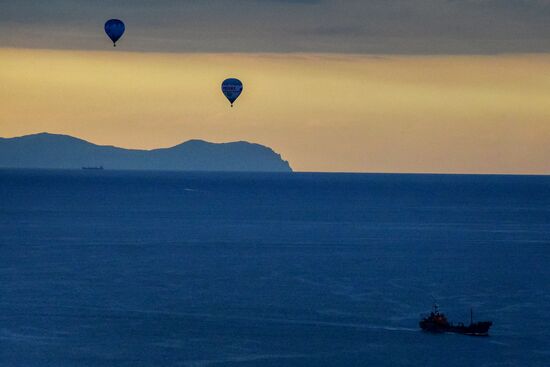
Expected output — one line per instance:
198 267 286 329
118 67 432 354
2 132 549 176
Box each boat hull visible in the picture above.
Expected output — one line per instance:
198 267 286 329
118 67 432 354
420 320 492 336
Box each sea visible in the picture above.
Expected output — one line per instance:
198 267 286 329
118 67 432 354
1 169 549 367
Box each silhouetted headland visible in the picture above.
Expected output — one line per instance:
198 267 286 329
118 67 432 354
0 133 292 172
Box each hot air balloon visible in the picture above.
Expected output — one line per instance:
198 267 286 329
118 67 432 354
104 19 125 47
221 78 243 107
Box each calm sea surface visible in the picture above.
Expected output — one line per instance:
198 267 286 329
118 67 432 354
1 170 549 366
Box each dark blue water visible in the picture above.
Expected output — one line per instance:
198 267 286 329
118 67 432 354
1 170 549 366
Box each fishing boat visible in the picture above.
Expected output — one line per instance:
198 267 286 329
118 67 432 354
419 304 492 336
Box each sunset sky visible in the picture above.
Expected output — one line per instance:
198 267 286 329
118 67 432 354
1 1 550 173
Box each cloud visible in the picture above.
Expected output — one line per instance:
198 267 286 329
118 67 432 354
1 0 550 53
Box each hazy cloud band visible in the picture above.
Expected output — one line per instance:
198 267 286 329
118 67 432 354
1 0 550 54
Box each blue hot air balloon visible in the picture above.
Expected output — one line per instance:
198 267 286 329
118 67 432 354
104 19 125 47
221 78 243 107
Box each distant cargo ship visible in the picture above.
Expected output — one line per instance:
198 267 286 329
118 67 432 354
81 166 104 170
419 304 493 336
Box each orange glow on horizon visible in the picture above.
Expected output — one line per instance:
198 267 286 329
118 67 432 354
1 48 549 174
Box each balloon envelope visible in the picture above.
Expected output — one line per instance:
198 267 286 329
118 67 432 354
221 78 243 106
104 19 125 46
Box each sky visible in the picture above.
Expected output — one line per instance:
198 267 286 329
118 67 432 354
2 0 550 54
1 1 550 173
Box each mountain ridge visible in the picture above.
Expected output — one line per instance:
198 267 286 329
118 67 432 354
0 132 292 172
